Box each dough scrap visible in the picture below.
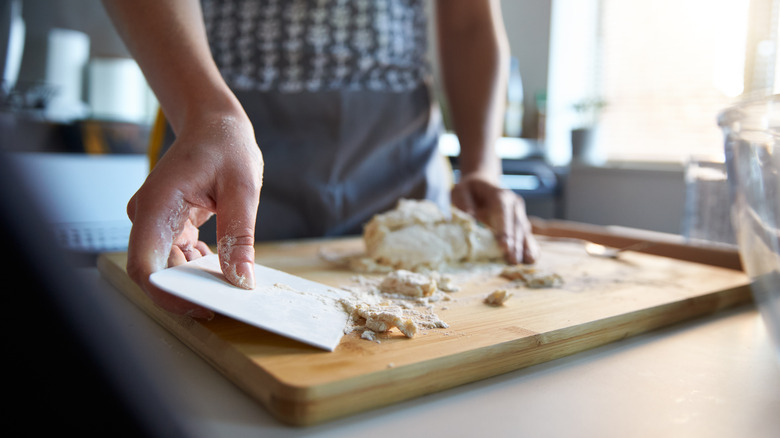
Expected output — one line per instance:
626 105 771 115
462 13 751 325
341 300 420 338
500 265 564 288
484 289 513 306
361 330 378 342
436 274 460 292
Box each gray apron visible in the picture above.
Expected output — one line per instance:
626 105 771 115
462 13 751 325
242 83 449 240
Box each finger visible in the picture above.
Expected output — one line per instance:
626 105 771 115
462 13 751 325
168 245 187 266
523 232 541 264
507 193 540 264
500 192 520 264
194 240 213 256
512 195 541 264
126 193 213 319
126 193 178 288
513 194 533 264
451 182 476 217
216 180 260 290
172 213 206 262
180 243 206 262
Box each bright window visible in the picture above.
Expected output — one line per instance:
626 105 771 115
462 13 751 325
546 0 779 165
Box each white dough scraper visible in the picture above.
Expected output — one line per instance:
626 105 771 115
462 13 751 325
150 254 351 351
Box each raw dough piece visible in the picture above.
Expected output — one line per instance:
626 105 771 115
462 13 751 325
358 199 502 272
484 289 513 306
379 270 437 297
501 265 564 288
342 301 419 338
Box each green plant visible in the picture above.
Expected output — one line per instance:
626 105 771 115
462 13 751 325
571 98 607 128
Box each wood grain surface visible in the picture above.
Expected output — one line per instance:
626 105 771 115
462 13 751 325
97 226 752 426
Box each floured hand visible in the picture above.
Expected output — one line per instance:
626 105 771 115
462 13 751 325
451 174 539 265
126 113 263 318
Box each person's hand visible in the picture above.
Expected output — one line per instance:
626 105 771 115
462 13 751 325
126 114 263 318
451 173 539 264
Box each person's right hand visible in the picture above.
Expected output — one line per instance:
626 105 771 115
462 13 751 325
126 113 264 318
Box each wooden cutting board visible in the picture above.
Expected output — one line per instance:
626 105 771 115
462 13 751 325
97 225 751 426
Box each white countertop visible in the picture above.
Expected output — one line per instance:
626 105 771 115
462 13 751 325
82 269 780 438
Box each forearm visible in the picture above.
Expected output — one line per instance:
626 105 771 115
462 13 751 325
436 0 509 182
101 0 245 134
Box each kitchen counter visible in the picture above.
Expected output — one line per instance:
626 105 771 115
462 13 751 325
80 268 779 438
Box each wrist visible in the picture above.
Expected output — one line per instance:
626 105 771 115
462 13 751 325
457 154 502 185
171 94 251 138
458 172 501 187
151 60 247 135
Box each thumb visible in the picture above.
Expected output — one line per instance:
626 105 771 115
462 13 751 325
216 182 260 289
451 182 477 217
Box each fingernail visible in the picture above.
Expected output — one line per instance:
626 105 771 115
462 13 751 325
235 261 255 289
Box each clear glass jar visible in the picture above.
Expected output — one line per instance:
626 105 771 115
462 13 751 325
719 94 780 359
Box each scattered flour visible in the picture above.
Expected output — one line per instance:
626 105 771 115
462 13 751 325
379 270 436 297
313 199 563 344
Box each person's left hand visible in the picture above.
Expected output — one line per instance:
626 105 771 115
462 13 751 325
451 174 540 264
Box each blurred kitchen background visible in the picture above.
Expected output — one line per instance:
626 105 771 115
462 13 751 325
1 0 779 255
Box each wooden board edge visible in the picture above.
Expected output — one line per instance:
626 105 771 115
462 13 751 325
532 219 743 271
266 283 754 426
